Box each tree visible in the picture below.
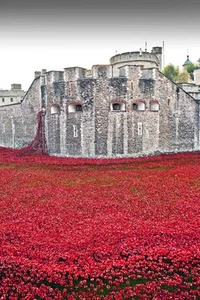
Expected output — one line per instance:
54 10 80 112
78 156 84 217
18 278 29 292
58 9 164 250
183 62 198 81
176 69 189 83
162 64 180 81
163 62 199 83
163 64 189 82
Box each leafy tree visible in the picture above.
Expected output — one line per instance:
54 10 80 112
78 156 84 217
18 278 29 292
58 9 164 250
176 69 189 83
162 64 180 81
183 62 198 81
163 62 199 83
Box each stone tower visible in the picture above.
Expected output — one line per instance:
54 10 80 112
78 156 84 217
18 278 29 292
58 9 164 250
151 46 163 71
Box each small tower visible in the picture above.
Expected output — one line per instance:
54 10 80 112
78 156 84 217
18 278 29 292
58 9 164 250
183 50 192 67
151 46 163 71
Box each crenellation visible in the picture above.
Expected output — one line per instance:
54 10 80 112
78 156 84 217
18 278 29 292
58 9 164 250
92 65 112 79
64 67 87 82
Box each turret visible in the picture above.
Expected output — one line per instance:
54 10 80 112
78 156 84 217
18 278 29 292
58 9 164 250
110 46 163 76
151 46 162 71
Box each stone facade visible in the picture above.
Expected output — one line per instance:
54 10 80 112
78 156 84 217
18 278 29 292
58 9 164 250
0 84 25 106
0 47 200 157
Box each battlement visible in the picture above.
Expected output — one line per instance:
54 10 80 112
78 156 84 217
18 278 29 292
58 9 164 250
64 67 87 81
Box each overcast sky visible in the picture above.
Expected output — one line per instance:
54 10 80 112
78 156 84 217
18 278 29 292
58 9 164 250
0 0 200 90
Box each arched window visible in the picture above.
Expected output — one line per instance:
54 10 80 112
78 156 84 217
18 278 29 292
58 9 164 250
133 101 145 111
110 102 125 111
68 103 83 113
150 101 159 111
138 102 145 111
51 104 61 114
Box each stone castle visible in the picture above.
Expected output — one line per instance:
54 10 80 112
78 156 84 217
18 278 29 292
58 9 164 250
0 46 200 157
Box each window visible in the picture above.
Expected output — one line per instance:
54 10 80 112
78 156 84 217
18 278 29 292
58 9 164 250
138 102 145 111
133 103 138 110
138 122 143 136
51 104 61 114
68 103 83 113
2 98 4 102
111 102 125 111
75 104 82 112
133 102 145 111
150 101 159 111
73 125 78 137
176 87 180 95
113 103 120 110
10 98 13 102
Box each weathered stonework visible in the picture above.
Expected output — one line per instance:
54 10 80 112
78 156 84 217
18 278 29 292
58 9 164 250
0 47 199 157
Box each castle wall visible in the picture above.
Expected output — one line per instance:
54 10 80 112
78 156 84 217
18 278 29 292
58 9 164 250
0 78 41 149
93 66 111 156
0 104 22 148
155 72 198 154
19 78 42 147
89 65 198 157
0 58 199 158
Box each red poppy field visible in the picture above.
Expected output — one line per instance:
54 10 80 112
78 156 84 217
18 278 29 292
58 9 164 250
0 147 200 299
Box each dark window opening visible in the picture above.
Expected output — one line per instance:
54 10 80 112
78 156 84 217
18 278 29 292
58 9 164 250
76 104 82 111
113 103 121 110
133 103 138 110
176 87 180 99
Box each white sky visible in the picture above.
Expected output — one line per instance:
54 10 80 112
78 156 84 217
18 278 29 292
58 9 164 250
0 0 200 91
